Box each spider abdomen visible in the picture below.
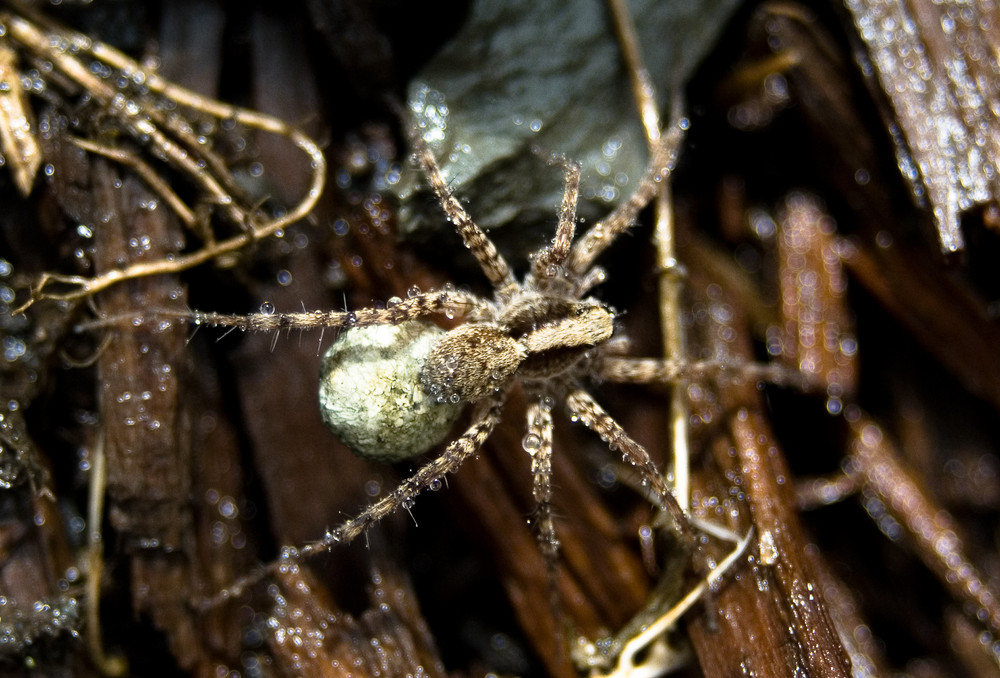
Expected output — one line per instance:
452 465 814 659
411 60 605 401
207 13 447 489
318 321 463 461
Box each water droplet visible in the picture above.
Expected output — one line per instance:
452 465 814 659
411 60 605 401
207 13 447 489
387 296 402 307
522 433 542 453
759 530 779 565
407 285 422 298
260 301 275 315
826 397 843 415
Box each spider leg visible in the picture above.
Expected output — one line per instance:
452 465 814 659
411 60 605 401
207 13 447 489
197 393 506 611
77 289 487 334
398 105 516 294
532 157 581 278
595 355 818 392
564 388 694 548
573 265 609 297
186 289 485 332
566 109 685 276
564 387 730 639
524 395 561 608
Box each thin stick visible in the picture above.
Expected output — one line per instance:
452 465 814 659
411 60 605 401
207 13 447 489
69 137 198 228
607 529 754 678
595 355 817 391
0 37 40 196
604 0 691 511
85 433 127 676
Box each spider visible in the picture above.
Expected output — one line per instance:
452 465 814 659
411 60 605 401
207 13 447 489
32 1 998 673
177 97 806 621
36 1 810 668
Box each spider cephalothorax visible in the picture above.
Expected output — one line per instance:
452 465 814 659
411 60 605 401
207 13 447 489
421 288 615 405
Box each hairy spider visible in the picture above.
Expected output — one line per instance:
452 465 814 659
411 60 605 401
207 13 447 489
178 101 805 616
19 1 997 673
